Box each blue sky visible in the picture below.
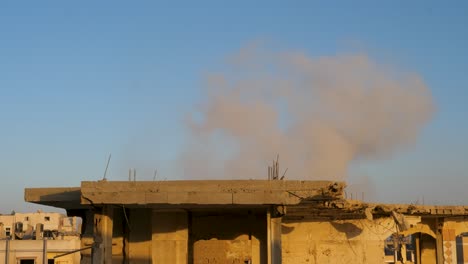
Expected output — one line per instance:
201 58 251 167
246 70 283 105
1 1 467 212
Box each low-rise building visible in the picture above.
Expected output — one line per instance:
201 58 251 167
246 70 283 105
0 211 81 264
24 180 468 264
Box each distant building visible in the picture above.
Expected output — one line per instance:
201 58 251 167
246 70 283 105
0 211 81 264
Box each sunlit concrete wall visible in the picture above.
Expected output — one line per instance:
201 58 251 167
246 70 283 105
78 207 468 264
0 238 80 264
281 218 396 263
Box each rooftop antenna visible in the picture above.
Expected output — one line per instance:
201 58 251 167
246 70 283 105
103 153 111 180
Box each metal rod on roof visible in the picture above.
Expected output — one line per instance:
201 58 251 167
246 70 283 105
103 153 111 180
280 168 288 180
153 169 158 181
276 155 279 179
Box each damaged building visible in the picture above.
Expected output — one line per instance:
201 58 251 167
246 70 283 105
24 180 468 264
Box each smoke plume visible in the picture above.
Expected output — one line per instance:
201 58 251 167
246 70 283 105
181 45 434 180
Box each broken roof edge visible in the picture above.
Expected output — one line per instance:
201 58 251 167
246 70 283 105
331 199 468 217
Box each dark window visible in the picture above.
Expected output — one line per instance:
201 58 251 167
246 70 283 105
44 216 50 221
20 260 35 264
48 259 55 264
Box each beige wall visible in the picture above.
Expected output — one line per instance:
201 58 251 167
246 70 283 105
152 210 188 264
79 208 468 264
0 238 80 264
15 212 65 231
282 217 403 264
462 236 468 263
0 212 78 240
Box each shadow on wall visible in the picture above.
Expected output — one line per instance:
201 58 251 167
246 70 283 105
330 222 363 239
281 224 295 235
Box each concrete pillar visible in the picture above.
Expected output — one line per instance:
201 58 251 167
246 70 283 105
436 218 445 264
401 243 407 263
4 239 9 264
36 223 43 240
0 223 5 239
42 239 48 264
271 216 282 264
415 234 421 264
442 228 457 264
92 205 114 264
152 210 188 264
268 206 283 264
267 210 271 264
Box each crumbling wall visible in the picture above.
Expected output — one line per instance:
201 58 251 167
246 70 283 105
281 217 396 264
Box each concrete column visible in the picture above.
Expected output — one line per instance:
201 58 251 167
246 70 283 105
152 210 188 264
42 239 48 264
436 218 445 264
36 223 43 240
271 216 282 264
415 234 421 264
267 210 271 264
92 205 114 264
401 243 407 263
442 228 457 264
4 239 9 264
268 206 283 264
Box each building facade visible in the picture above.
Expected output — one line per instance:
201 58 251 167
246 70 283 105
25 180 468 264
0 212 81 264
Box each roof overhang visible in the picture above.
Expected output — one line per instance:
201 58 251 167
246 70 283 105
24 187 86 210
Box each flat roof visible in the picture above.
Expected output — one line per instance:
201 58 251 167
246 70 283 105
25 180 343 209
26 180 468 218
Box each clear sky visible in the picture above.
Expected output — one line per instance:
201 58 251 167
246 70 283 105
1 1 467 213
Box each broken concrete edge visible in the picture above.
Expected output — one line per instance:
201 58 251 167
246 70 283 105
284 199 468 222
325 199 468 217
